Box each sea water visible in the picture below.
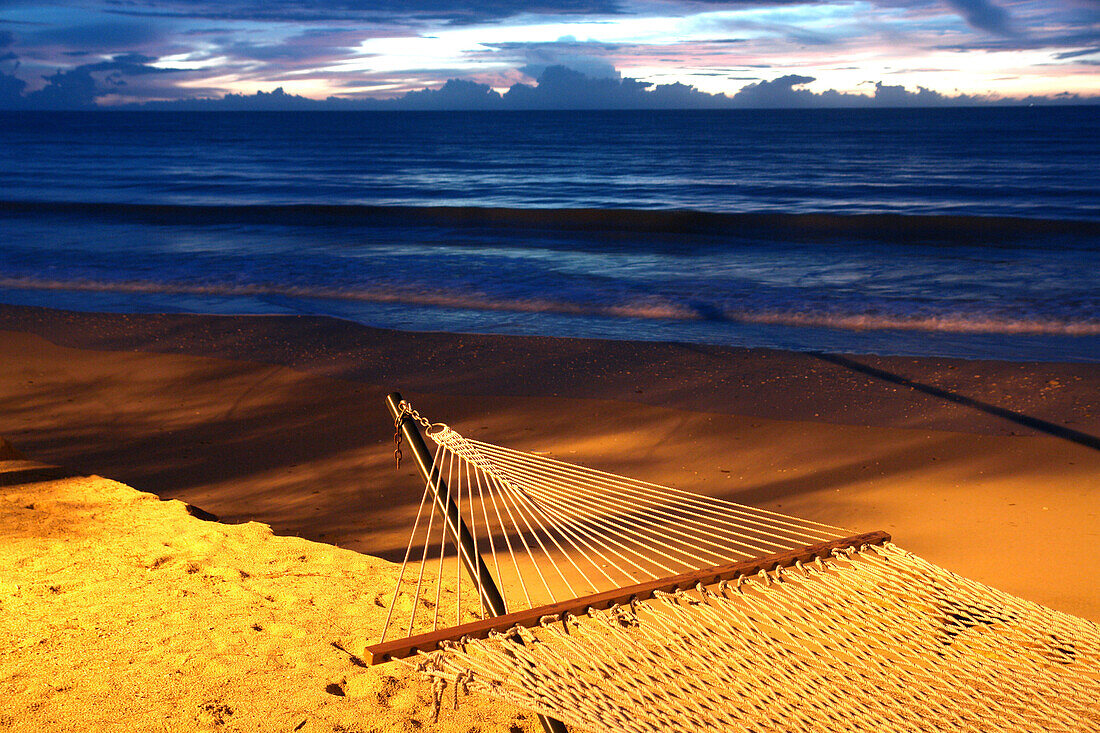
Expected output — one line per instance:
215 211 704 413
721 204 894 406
0 107 1097 361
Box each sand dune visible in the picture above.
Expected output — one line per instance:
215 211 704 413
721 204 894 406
0 448 538 732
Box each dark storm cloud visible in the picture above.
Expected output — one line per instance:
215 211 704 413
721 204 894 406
80 51 174 74
669 0 1016 35
1 0 1095 108
723 73 1061 106
482 38 624 79
937 27 1100 51
0 70 25 105
674 0 843 7
715 18 838 45
102 0 623 25
9 62 1093 109
943 0 1013 34
727 73 817 106
1053 46 1100 59
222 28 367 65
482 39 625 53
124 64 739 108
502 64 734 107
24 21 165 51
0 29 24 105
6 52 183 108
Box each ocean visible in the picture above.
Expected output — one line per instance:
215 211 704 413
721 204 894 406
1 107 1097 361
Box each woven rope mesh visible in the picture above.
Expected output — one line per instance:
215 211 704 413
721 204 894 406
378 424 853 644
415 543 1100 732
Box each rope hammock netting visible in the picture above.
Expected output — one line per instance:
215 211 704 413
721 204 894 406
371 396 1100 733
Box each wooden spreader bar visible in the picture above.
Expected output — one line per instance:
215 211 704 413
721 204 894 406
369 529 890 664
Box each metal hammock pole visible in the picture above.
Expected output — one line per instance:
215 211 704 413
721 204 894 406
385 392 569 733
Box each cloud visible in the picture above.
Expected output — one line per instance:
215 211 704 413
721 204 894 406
521 52 624 80
675 0 845 7
943 0 1014 35
659 0 1017 37
399 77 503 108
0 62 25 107
15 53 184 109
711 18 839 47
80 53 173 75
869 80 962 105
95 64 1097 110
501 64 741 108
217 27 371 76
936 27 1100 52
162 85 350 110
25 22 165 52
728 73 819 106
101 0 623 25
1053 46 1100 59
505 64 632 106
725 73 1039 107
108 64 727 109
478 38 625 78
3 0 1094 111
1 29 1097 111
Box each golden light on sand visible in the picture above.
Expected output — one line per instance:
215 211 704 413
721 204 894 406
1 308 1098 730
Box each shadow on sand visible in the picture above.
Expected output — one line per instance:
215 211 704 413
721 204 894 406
812 352 1100 451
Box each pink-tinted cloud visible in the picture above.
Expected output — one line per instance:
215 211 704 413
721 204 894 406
0 0 1096 105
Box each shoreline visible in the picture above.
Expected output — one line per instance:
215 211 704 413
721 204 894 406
2 302 1097 435
1 302 1098 619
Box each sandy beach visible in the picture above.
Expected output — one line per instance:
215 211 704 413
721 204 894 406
2 302 1099 730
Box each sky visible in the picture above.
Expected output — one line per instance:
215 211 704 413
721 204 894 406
0 0 1097 108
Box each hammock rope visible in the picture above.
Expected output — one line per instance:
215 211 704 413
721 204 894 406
377 422 851 649
373 402 1100 733
417 544 1100 732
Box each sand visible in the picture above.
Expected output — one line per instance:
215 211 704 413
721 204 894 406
0 446 539 732
1 302 1098 730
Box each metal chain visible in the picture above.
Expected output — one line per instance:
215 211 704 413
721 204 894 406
393 400 432 469
393 416 403 469
399 400 433 429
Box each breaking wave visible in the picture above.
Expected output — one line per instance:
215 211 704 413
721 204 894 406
3 276 1097 337
3 200 1098 245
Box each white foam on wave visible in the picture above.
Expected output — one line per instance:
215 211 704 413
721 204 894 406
0 277 701 321
2 276 1097 337
726 310 1100 336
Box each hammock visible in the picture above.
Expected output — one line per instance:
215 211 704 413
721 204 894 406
371 395 1100 733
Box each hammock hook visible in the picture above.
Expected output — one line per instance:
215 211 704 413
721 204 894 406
392 399 437 470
